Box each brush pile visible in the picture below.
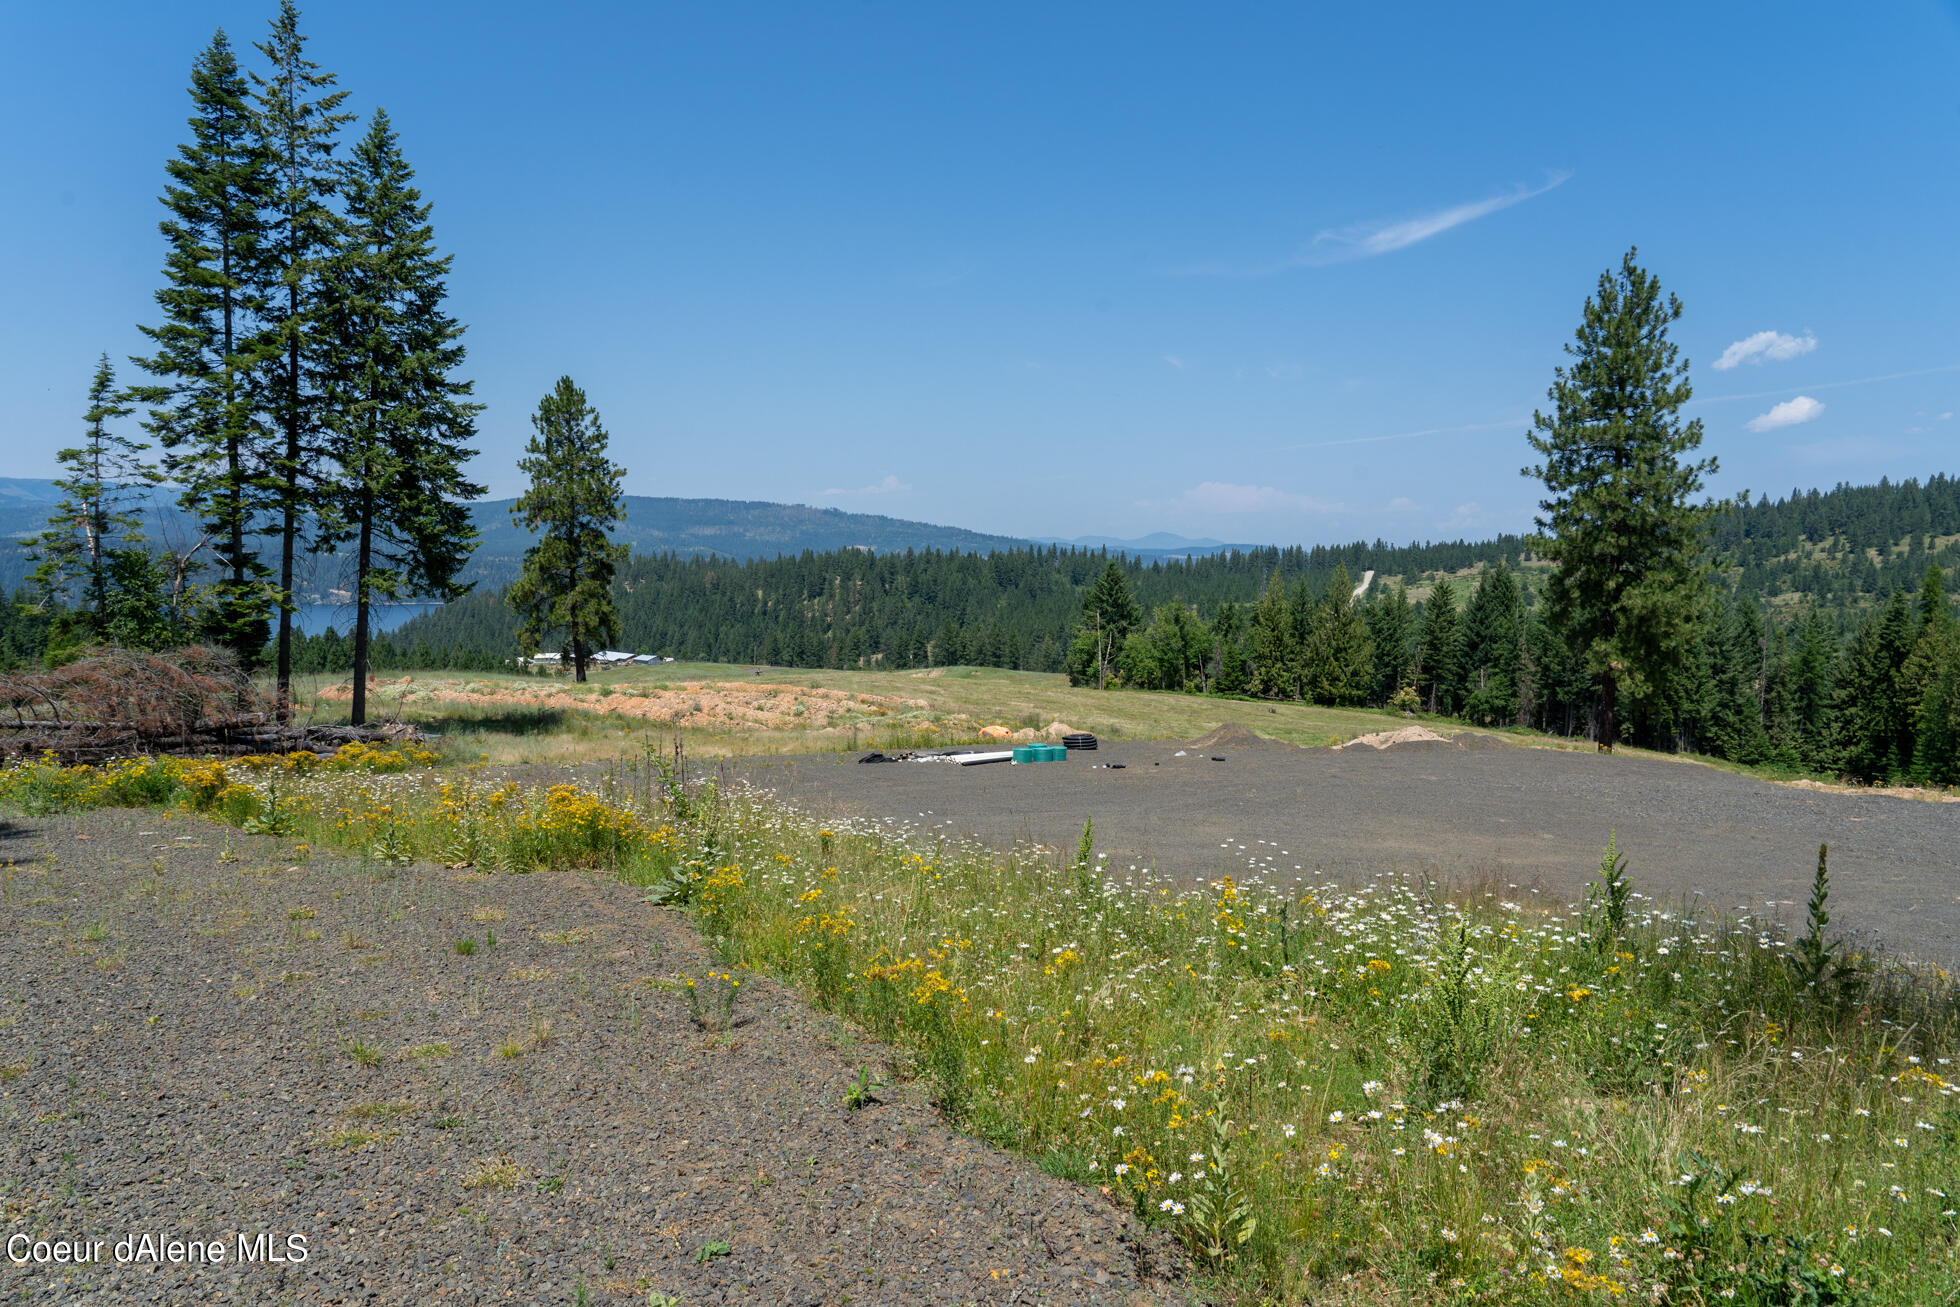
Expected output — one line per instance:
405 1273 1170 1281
0 646 417 763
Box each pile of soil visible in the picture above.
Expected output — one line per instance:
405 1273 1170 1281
1186 723 1284 751
977 722 1080 743
0 810 1169 1304
1336 725 1451 750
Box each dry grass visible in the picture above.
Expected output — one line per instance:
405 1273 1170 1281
289 662 1409 764
460 1158 526 1190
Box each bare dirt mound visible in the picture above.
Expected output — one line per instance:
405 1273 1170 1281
1337 724 1451 750
1188 722 1287 750
322 676 929 731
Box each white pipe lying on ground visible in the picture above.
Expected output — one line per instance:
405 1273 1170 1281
953 751 1015 766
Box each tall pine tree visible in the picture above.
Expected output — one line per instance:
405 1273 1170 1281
1210 601 1250 694
1703 596 1771 763
507 377 626 683
252 0 353 710
1523 248 1720 751
132 29 275 665
1833 588 1915 782
1459 564 1523 727
1416 577 1461 715
1073 561 1141 689
1911 570 1960 784
318 110 484 724
1304 563 1373 705
1246 572 1297 700
1366 583 1415 705
28 355 160 632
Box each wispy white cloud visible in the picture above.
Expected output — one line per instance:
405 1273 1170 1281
1177 173 1569 276
1692 362 1960 406
1287 416 1526 451
1745 395 1825 432
821 474 911 497
1713 330 1817 371
1172 482 1344 515
1162 354 1186 371
1386 496 1423 512
1310 174 1570 263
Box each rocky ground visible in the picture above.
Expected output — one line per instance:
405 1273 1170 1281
0 808 1171 1305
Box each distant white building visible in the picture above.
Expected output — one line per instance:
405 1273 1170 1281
527 649 665 669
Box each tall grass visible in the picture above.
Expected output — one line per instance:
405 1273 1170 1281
666 793 1957 1302
6 747 1956 1301
0 745 681 877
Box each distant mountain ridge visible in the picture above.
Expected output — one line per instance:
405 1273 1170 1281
0 481 1033 595
1032 531 1252 556
467 496 1029 575
0 478 65 506
8 474 1957 613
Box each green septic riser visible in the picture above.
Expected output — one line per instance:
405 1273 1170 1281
1011 744 1069 763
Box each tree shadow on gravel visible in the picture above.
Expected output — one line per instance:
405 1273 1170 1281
0 818 45 862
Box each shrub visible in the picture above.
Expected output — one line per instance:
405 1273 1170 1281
1411 917 1499 1106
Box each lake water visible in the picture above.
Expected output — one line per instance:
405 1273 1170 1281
294 603 444 637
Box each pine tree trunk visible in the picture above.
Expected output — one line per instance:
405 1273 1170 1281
351 487 373 727
220 202 247 608
277 505 296 719
275 292 301 719
573 633 587 683
1598 669 1617 752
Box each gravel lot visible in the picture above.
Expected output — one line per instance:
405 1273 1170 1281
733 731 1960 964
0 808 1170 1305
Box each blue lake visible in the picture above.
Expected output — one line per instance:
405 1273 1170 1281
294 603 443 637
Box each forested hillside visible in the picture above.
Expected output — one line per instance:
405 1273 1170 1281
386 474 1960 668
354 473 1960 783
1714 476 1960 608
381 532 1540 669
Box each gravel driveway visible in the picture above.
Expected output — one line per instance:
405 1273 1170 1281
733 732 1960 964
0 808 1170 1305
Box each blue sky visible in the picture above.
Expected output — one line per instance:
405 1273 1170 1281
4 2 1957 545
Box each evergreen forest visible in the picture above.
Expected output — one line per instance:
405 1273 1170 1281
344 471 1960 784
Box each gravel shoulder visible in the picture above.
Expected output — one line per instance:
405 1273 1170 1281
732 732 1960 964
0 808 1170 1305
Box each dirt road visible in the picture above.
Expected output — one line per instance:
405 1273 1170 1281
733 733 1960 964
